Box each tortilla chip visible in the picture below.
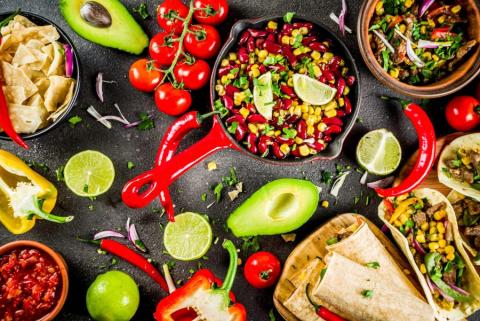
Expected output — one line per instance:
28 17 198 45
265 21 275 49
13 15 37 28
0 34 14 53
46 42 64 76
25 39 44 50
8 103 47 134
12 44 40 66
26 93 44 107
0 52 13 64
49 80 75 121
1 61 37 99
3 86 26 104
33 78 50 96
43 76 73 112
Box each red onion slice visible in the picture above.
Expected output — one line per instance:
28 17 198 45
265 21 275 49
96 72 104 102
126 217 131 232
372 30 395 53
63 44 74 78
338 0 347 35
394 29 425 67
412 236 426 255
329 13 352 34
96 115 130 125
419 0 435 17
128 223 148 253
381 224 389 234
93 230 125 240
367 176 394 189
448 283 471 296
360 171 368 184
418 39 452 49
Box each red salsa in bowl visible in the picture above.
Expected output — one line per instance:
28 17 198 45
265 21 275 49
0 247 62 321
214 17 357 159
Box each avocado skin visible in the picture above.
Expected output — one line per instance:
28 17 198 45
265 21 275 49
227 178 319 237
59 0 148 54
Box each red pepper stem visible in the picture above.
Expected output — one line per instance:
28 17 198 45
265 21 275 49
197 110 221 122
219 239 238 298
379 95 411 109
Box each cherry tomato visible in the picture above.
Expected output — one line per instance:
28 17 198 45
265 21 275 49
157 0 189 35
129 59 163 92
244 251 281 289
154 83 192 116
445 96 480 132
173 59 211 90
149 32 180 66
184 24 221 60
193 0 229 26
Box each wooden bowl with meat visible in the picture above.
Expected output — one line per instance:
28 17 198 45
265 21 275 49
357 0 480 98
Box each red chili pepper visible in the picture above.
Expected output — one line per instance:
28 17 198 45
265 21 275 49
344 96 352 115
154 240 246 321
99 239 169 292
375 97 436 197
431 27 455 40
155 111 219 221
0 81 28 149
305 285 346 321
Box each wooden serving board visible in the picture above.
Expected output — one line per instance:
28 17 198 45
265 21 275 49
393 132 464 193
273 213 423 321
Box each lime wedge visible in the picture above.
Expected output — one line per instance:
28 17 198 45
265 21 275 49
163 212 213 261
253 72 274 120
64 150 115 197
293 73 337 105
356 129 402 176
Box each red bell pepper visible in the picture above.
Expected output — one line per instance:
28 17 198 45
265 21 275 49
431 27 455 40
154 240 246 321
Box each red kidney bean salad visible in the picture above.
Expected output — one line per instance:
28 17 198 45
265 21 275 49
214 14 356 159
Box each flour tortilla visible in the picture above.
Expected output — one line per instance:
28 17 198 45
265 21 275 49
326 219 423 299
378 188 480 321
312 252 435 321
438 133 480 202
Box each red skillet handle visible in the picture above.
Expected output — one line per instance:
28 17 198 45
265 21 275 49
122 118 236 209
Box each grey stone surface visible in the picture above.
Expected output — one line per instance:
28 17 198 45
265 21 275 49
0 0 478 320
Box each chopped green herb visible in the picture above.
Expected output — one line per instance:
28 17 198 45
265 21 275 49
354 196 360 205
268 309 276 321
214 99 229 118
320 267 328 279
321 170 334 185
222 167 239 186
326 237 338 245
68 115 82 127
361 289 374 298
242 236 260 255
283 12 295 24
282 127 297 139
201 193 207 202
382 50 390 71
137 112 155 130
365 262 380 269
83 184 89 193
213 183 224 202
166 260 176 270
88 204 94 211
26 160 49 172
133 3 150 19
127 161 135 170
55 166 65 182
228 121 239 134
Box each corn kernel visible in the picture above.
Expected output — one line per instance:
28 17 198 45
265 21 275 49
258 50 268 59
430 221 436 228
324 109 337 118
239 107 250 118
221 59 230 67
375 1 384 15
266 130 275 137
268 20 278 30
429 242 439 251
451 5 461 14
281 35 290 45
324 100 338 111
287 77 294 87
311 51 321 60
221 75 229 84
421 222 429 231
438 15 446 24
410 247 416 255
445 245 455 254
302 113 309 120
294 106 302 115
274 130 281 136
307 125 315 136
422 52 432 60
439 239 447 248
438 233 444 240
314 107 322 116
429 226 437 234
420 264 427 274
416 234 426 243
313 65 321 78
308 106 315 114
295 137 303 144
420 25 427 34
299 145 310 156
462 156 471 165
280 143 290 155
301 104 309 113
321 200 329 208
433 210 446 221
248 123 258 135
394 220 402 227
293 48 303 56
229 52 237 61
405 0 414 8
323 52 334 61
215 84 225 96
429 234 439 242
249 57 255 64
251 64 259 70
399 214 408 225
299 67 306 74
338 97 345 107
446 253 455 261
250 69 260 78
437 222 445 234
317 122 327 132
399 24 406 33
389 68 400 79
343 86 350 96
299 27 309 35
427 18 435 28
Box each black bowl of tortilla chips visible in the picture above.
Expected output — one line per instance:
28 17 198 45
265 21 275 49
0 11 80 142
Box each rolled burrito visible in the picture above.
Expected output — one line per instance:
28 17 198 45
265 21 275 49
326 218 422 299
313 252 435 321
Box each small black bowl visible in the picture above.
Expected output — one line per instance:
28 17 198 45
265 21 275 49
0 11 81 142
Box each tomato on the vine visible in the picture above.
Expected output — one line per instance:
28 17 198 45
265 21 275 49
184 24 221 60
157 0 189 35
149 32 180 66
244 251 281 289
129 59 163 92
173 59 211 90
154 83 192 116
445 96 480 132
193 0 229 26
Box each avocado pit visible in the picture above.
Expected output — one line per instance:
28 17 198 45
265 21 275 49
80 1 112 28
268 193 297 221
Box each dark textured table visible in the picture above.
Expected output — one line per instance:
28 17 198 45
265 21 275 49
0 0 478 320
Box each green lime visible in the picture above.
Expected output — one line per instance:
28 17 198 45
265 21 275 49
164 212 213 261
253 71 274 120
356 129 402 176
64 150 115 197
86 270 139 321
293 73 337 106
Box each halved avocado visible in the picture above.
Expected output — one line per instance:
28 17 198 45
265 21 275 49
227 179 319 237
59 0 148 54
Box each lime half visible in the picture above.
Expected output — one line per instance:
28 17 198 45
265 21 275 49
356 129 402 176
164 212 213 261
253 72 274 120
64 150 115 197
293 73 337 105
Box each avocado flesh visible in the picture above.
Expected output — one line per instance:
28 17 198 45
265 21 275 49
59 0 148 54
227 179 319 237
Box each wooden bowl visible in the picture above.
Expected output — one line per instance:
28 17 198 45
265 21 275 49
0 240 69 321
357 0 480 98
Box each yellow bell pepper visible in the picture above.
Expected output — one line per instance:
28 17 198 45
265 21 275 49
0 149 71 234
390 197 422 223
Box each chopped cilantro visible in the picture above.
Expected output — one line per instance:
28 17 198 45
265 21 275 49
133 3 150 19
201 193 207 202
137 112 155 130
326 236 338 245
242 236 260 255
127 161 135 170
268 309 276 321
365 262 380 269
283 12 295 23
55 166 65 182
321 170 334 185
228 121 239 134
68 115 82 127
361 289 374 298
213 183 223 202
282 127 297 139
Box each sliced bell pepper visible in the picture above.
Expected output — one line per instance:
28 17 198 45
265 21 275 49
0 149 64 234
154 240 247 321
431 27 455 40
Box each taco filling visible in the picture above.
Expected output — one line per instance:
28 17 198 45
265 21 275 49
442 148 480 190
450 192 480 259
384 194 472 310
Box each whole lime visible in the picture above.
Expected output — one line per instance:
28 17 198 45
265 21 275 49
86 270 140 321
